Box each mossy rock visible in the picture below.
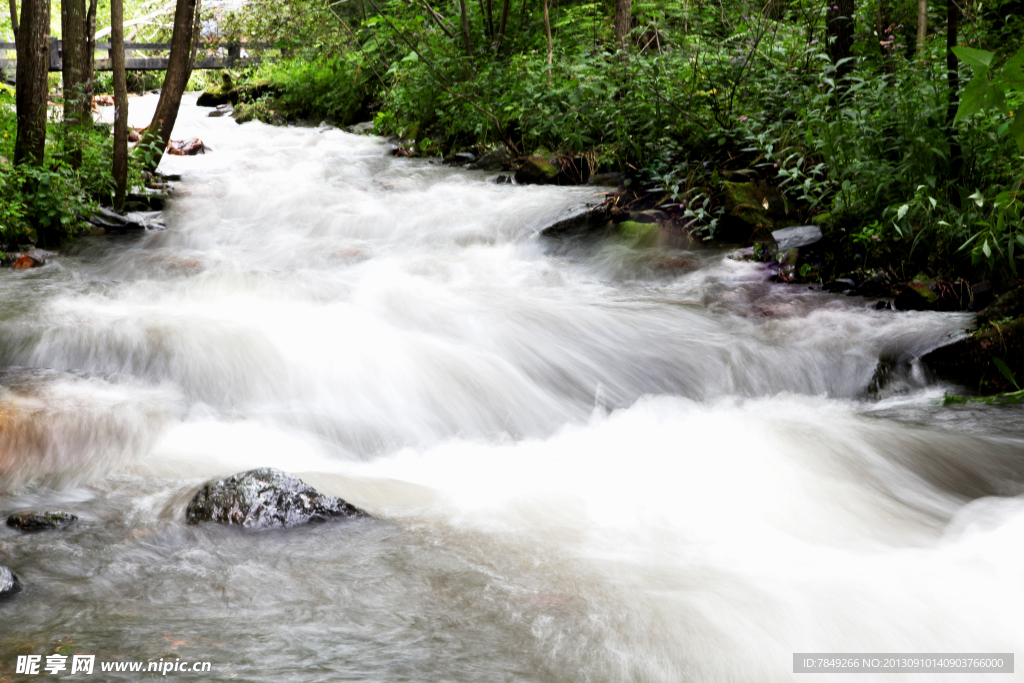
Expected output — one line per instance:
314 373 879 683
515 155 560 185
617 220 660 248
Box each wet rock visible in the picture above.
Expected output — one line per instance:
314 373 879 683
0 565 22 598
467 146 511 171
772 225 822 251
873 300 893 310
539 203 611 237
446 151 476 165
514 154 559 185
493 174 515 184
923 316 1024 393
977 284 1024 325
587 172 624 187
823 278 856 293
186 468 368 529
87 208 165 232
167 138 208 156
850 271 895 298
208 104 233 118
893 273 938 311
346 121 375 135
11 249 50 270
6 511 78 533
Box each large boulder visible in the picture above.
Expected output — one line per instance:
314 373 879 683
0 565 22 598
186 468 367 529
6 511 77 533
923 316 1024 394
514 154 559 185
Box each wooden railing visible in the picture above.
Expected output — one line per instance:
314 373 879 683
0 39 267 74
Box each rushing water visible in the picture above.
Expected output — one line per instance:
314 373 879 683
2 94 1024 682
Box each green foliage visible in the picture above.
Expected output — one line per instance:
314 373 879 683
253 54 371 122
0 95 110 245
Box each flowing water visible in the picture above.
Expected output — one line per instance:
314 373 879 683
2 94 1024 681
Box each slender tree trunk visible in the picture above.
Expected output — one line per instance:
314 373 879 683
826 0 855 83
518 0 528 33
542 0 552 83
484 0 494 40
111 0 127 207
84 0 97 117
136 0 198 172
916 0 927 55
14 0 48 167
459 0 472 56
614 0 630 51
7 0 18 39
945 0 961 184
62 0 87 130
495 0 509 51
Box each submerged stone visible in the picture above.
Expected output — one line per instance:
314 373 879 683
186 468 368 529
6 511 78 533
617 220 660 247
0 565 22 597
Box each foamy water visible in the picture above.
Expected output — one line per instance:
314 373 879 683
0 93 1021 681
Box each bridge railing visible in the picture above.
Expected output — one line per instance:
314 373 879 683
0 39 268 74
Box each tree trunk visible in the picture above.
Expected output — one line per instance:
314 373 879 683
460 0 472 56
7 0 18 39
84 0 97 116
495 0 509 51
916 0 927 56
484 0 494 40
61 0 88 129
945 0 961 184
875 0 892 68
542 0 552 83
14 0 48 167
136 0 198 172
826 0 855 81
111 0 128 207
614 0 630 51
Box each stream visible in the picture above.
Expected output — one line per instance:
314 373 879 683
2 93 1024 681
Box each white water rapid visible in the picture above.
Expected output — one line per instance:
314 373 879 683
1 94 1023 682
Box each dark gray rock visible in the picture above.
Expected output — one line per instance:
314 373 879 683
447 151 476 165
467 147 511 171
538 203 611 237
771 225 822 250
493 174 514 184
208 105 233 118
186 468 367 529
977 284 1024 325
0 565 22 597
6 511 78 533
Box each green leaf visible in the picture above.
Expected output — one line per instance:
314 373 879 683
954 74 992 123
897 204 909 220
982 239 992 258
993 358 1020 391
951 46 995 69
1010 111 1024 152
